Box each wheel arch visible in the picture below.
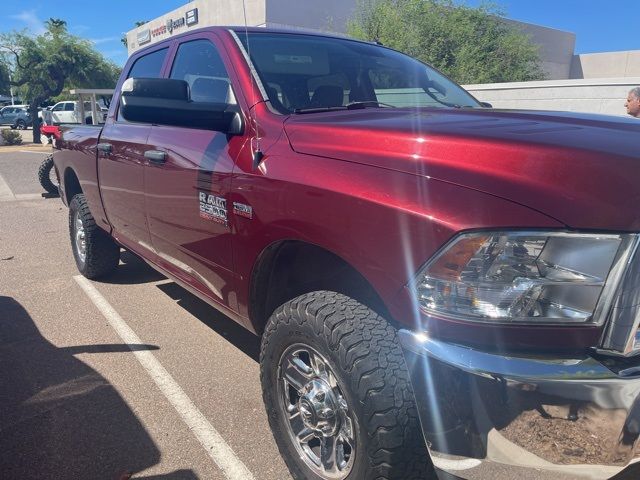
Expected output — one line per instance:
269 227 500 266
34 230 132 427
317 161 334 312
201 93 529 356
248 239 391 335
63 167 82 204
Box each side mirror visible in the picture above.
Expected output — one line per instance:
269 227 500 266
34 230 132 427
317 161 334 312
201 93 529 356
119 78 243 134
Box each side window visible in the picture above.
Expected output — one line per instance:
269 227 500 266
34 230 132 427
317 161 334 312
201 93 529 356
170 39 236 104
64 103 75 111
128 47 168 79
52 103 64 112
118 47 169 122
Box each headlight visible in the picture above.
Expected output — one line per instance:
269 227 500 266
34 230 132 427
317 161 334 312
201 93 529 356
414 231 636 325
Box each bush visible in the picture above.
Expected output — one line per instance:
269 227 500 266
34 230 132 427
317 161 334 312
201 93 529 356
348 0 545 84
1 129 22 145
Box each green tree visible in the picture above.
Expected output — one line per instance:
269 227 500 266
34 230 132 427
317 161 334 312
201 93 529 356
0 18 121 143
348 0 545 84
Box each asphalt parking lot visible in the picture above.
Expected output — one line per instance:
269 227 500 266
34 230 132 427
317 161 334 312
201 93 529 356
0 150 292 479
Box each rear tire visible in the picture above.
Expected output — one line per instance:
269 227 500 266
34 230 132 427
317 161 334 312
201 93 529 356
15 119 26 130
69 193 120 279
38 154 58 195
260 291 434 480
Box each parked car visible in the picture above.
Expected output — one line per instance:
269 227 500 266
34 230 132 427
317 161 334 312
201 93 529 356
46 101 107 125
0 105 32 129
52 27 640 480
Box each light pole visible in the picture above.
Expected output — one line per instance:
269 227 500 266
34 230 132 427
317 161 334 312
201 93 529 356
9 72 14 105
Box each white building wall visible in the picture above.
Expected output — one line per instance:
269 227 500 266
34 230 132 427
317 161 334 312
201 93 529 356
571 51 640 79
124 0 578 79
502 18 575 80
126 0 267 54
463 78 640 117
265 0 357 33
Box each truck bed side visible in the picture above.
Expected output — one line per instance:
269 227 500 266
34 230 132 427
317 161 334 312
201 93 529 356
53 125 111 233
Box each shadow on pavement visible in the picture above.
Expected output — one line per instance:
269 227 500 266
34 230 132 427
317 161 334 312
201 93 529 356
156 282 260 363
93 247 260 363
0 296 195 479
60 343 160 355
99 251 166 285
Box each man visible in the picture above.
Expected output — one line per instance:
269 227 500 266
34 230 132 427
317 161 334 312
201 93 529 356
625 87 640 117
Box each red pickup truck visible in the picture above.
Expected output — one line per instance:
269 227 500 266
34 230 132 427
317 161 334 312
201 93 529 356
53 27 640 480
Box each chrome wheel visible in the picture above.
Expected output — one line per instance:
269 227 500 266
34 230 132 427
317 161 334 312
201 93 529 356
278 344 356 479
74 211 86 263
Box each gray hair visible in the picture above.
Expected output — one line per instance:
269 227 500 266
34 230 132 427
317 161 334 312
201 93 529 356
629 87 640 99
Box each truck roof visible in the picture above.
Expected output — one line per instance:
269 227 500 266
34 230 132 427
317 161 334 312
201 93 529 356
132 25 368 57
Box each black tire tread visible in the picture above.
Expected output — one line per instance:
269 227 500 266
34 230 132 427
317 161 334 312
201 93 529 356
38 154 58 195
69 193 119 279
260 291 434 480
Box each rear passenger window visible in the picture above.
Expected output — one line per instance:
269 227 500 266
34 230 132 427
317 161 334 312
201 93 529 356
118 47 169 122
64 103 74 111
128 48 168 79
170 39 236 104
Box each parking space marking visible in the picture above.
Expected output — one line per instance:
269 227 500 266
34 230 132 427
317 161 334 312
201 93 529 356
431 455 481 471
0 173 15 201
18 150 51 154
74 275 256 480
14 194 44 200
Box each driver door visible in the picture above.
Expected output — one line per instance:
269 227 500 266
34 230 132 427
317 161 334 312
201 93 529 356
50 103 66 125
144 35 244 310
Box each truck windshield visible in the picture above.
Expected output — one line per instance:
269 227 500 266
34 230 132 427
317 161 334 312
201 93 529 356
237 32 481 114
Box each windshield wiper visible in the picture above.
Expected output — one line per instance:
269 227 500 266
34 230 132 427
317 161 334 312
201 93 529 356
345 101 395 109
294 101 394 114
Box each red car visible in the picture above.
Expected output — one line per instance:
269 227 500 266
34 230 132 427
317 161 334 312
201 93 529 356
53 27 640 480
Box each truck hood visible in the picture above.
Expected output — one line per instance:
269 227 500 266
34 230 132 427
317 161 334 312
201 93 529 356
284 108 640 231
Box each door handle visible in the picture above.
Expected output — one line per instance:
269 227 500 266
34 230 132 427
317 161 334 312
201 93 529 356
144 150 167 165
97 143 112 154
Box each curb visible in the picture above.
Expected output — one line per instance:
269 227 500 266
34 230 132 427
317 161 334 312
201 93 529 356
0 145 53 153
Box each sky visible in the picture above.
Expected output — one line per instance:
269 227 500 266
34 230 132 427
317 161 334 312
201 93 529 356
0 1 189 66
463 0 636 54
0 0 636 66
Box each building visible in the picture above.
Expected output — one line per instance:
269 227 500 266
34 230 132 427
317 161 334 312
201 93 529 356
125 0 639 116
125 0 357 55
126 0 638 82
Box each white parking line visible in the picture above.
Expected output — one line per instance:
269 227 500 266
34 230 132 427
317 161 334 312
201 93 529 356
74 275 256 480
14 194 43 200
18 150 51 154
0 173 15 201
431 455 481 471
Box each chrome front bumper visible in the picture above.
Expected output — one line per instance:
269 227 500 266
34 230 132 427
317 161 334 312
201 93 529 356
399 330 640 479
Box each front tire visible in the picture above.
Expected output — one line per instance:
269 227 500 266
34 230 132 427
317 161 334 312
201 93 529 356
260 291 434 480
69 193 120 278
15 119 26 130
